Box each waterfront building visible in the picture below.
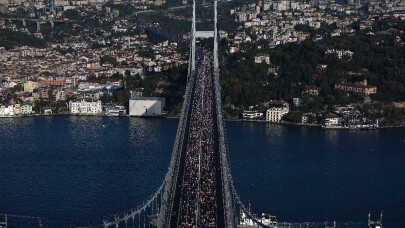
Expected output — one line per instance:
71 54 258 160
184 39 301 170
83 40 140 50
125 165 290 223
0 105 15 117
69 99 102 115
323 114 342 126
104 105 126 116
301 112 315 124
21 101 34 115
242 111 264 119
129 97 165 116
13 104 21 115
266 106 289 122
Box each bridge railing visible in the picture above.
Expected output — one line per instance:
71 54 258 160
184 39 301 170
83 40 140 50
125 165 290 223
212 45 269 228
74 45 196 228
74 177 164 228
157 45 196 227
212 59 235 227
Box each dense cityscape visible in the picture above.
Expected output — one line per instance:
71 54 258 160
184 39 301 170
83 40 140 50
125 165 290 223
1 0 405 129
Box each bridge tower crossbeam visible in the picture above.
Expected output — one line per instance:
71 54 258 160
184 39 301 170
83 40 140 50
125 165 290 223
190 0 218 72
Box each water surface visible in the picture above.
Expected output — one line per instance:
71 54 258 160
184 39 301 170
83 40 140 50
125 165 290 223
0 117 404 227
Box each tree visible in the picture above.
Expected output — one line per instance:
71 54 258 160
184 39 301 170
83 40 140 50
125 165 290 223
350 20 360 31
111 73 124 80
48 90 54 101
115 90 129 105
62 9 83 20
294 24 314 33
0 29 47 49
125 70 131 77
285 111 303 123
100 55 118 66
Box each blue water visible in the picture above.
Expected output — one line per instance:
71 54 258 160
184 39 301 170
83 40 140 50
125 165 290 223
0 117 404 227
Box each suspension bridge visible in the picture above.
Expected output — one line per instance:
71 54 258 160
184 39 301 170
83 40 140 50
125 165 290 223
0 0 391 227
0 1 271 227
73 0 268 227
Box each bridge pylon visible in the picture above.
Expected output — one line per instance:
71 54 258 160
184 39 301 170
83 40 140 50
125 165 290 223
156 0 236 227
190 0 219 73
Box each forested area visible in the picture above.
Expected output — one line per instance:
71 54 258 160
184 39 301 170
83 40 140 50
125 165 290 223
220 26 405 115
0 29 48 49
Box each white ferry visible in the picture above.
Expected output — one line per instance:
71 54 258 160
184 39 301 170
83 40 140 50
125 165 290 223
238 210 278 228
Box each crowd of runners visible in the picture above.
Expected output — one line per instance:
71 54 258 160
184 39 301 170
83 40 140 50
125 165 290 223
177 50 218 227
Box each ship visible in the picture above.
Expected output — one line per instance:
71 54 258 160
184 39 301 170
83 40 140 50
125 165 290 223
238 210 278 228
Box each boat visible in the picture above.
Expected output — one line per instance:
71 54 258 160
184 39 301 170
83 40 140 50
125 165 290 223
238 210 278 228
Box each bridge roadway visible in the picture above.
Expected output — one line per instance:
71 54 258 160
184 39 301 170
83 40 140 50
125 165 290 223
168 48 225 227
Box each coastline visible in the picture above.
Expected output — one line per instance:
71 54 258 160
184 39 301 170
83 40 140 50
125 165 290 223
1 113 404 130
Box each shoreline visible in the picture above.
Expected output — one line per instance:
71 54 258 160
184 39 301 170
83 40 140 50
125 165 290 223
1 114 404 130
227 118 405 130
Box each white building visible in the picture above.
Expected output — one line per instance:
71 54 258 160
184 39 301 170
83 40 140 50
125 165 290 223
242 111 263 119
254 55 271 64
21 103 34 115
66 77 78 88
293 97 302 107
129 97 165 116
69 100 102 115
325 49 354 60
55 91 66 101
0 105 15 117
266 106 289 122
104 105 126 116
324 114 342 126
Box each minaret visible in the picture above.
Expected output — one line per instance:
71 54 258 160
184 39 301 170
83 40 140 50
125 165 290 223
36 20 40 33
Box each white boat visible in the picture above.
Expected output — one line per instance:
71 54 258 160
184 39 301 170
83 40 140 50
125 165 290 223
238 210 278 228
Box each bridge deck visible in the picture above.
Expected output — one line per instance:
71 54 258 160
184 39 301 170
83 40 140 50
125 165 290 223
168 49 225 227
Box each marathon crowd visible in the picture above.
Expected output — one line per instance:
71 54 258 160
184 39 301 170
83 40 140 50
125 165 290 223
178 50 218 227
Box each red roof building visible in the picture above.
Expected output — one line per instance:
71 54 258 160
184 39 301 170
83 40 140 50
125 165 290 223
335 80 377 95
40 76 66 87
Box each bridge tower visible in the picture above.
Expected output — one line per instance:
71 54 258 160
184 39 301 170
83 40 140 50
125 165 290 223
190 0 219 73
156 0 236 227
